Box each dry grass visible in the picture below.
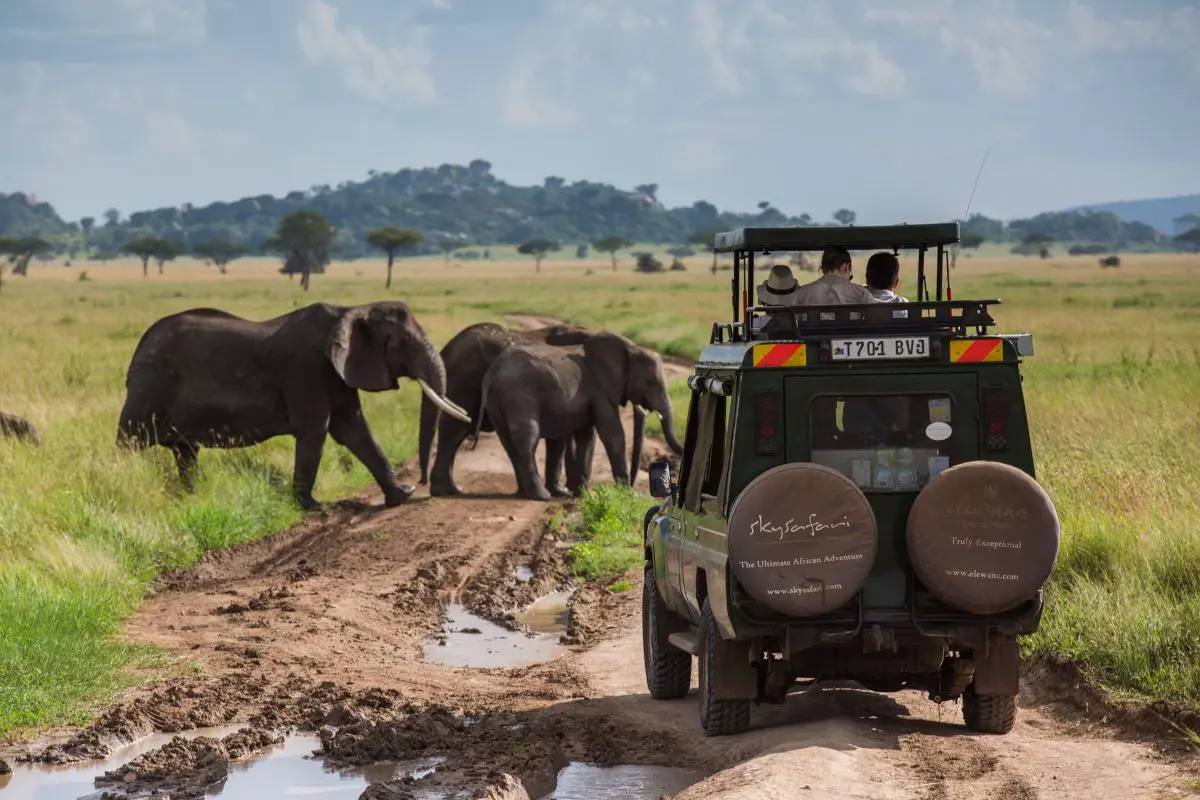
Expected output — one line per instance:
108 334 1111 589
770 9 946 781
2 249 1199 735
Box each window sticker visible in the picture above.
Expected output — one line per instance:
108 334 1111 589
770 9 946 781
928 398 952 424
928 456 950 479
896 447 915 467
874 467 896 489
852 459 872 488
925 422 952 441
875 448 897 467
897 468 920 488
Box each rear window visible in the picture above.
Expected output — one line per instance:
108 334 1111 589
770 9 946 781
809 393 954 492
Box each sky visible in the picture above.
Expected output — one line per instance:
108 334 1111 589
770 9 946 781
1 0 1197 224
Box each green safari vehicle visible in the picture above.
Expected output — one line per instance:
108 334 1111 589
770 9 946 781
642 222 1060 736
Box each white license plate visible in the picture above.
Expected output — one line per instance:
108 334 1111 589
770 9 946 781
831 336 930 361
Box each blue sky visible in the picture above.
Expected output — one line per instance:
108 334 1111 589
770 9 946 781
1 0 1197 224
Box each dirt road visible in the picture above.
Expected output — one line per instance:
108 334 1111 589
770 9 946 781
4 318 1198 799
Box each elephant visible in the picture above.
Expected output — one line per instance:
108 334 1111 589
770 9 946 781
116 301 471 511
0 411 40 445
417 321 596 497
471 331 684 501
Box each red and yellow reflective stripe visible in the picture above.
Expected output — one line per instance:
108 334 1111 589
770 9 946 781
949 338 1003 363
751 343 807 368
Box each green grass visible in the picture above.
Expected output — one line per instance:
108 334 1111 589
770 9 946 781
3 250 1200 736
567 484 656 581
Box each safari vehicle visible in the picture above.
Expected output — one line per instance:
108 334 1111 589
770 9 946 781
641 222 1060 737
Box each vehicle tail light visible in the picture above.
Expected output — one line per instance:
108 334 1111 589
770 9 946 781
754 388 780 454
983 384 1007 450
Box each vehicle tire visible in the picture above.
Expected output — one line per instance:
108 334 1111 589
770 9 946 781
698 597 751 736
642 565 692 700
961 683 1017 734
726 463 878 618
907 460 1060 614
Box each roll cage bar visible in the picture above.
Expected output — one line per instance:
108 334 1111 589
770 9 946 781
712 222 1002 342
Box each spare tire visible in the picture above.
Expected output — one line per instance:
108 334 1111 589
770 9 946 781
728 463 877 618
907 461 1059 615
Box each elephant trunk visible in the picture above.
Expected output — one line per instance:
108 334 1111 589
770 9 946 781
659 404 684 456
630 406 646 487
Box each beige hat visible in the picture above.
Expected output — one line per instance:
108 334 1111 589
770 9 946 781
757 264 799 306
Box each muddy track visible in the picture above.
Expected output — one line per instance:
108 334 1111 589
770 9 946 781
3 316 1198 799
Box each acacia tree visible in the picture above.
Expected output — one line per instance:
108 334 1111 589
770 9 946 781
121 236 169 277
1175 228 1200 252
517 238 561 272
192 239 247 274
437 237 463 267
2 236 52 279
688 228 720 274
267 210 334 291
592 235 633 272
832 208 856 226
153 238 185 274
366 226 423 288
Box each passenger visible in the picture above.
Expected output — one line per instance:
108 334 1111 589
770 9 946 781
751 264 800 333
864 251 909 302
794 247 879 305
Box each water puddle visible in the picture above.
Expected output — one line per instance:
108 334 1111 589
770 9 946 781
513 589 572 634
515 564 534 582
0 730 442 800
423 603 565 668
539 762 708 799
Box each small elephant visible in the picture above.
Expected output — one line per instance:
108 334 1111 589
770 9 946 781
116 301 471 510
472 332 684 500
0 411 40 445
417 321 594 497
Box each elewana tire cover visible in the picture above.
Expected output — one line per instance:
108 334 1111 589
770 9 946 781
727 463 877 618
907 461 1060 615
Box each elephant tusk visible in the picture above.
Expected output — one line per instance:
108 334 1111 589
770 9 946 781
417 378 472 425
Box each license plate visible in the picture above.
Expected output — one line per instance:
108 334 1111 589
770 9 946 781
830 336 930 361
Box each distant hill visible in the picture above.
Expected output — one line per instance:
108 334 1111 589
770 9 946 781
2 162 1194 258
1067 194 1200 235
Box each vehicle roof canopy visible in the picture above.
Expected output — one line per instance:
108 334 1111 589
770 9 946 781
713 222 960 254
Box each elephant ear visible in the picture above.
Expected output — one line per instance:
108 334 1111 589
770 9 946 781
583 333 631 407
326 308 395 392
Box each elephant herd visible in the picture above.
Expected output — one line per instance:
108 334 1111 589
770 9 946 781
109 300 683 510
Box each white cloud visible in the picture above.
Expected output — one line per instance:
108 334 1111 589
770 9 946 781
500 55 576 129
296 0 436 104
1066 1 1200 75
690 0 748 94
10 0 211 44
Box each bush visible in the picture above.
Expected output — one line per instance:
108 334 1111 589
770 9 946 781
635 253 664 273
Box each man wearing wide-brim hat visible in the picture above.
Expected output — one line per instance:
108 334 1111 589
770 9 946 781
751 264 801 332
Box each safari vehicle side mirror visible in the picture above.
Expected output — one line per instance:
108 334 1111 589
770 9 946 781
648 459 672 499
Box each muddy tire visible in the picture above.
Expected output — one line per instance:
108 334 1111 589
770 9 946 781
698 597 751 736
907 460 1060 615
643 565 692 700
962 684 1017 734
726 463 878 618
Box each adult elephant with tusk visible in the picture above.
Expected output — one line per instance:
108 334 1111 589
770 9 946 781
418 321 596 497
116 301 470 511
472 331 684 501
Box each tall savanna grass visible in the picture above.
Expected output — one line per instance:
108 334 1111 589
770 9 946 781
1 250 1198 735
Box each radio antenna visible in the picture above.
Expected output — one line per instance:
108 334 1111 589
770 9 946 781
962 145 991 222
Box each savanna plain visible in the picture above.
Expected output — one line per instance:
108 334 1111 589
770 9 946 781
1 249 1199 797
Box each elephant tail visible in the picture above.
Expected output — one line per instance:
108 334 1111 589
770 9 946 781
469 374 491 450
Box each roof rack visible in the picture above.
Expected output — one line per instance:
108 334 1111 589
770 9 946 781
712 300 1001 343
713 221 964 328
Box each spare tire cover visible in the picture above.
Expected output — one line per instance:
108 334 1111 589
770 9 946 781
728 463 877 618
907 460 1060 614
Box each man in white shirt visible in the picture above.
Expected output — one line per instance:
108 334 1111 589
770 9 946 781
794 247 880 305
864 251 909 303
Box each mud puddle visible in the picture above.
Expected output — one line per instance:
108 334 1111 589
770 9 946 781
514 589 572 634
0 729 442 800
539 762 708 799
423 603 565 668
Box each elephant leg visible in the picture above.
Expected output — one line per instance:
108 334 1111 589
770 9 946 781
544 438 570 498
505 417 550 501
171 442 199 493
567 427 596 496
329 402 413 507
429 419 470 497
593 403 630 487
292 427 329 511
